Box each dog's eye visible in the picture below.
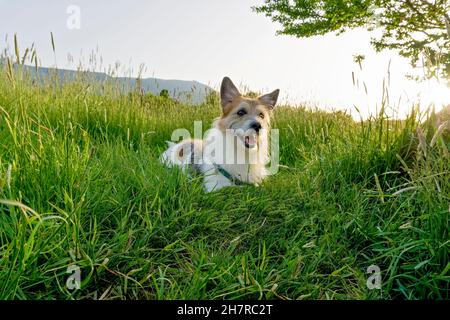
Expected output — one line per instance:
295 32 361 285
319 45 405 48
259 113 265 119
237 109 247 116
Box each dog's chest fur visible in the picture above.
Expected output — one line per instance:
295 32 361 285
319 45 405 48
201 126 269 192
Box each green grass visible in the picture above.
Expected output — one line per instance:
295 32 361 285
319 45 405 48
0 63 448 300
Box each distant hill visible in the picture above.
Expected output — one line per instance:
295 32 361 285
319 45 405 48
10 63 215 104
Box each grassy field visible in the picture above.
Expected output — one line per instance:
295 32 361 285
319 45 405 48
0 62 448 300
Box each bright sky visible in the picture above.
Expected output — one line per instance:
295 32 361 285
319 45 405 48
1 0 449 119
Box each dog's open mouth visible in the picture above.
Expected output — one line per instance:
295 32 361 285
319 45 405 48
232 128 259 149
244 134 257 149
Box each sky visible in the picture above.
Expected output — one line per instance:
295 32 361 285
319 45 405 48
1 0 449 119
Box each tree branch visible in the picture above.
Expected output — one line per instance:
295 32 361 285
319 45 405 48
445 12 450 38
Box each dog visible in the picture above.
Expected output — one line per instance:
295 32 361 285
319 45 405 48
160 77 279 192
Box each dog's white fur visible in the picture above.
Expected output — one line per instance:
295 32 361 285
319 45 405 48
160 77 279 192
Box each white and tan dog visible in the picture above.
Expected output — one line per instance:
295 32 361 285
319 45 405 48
161 77 279 192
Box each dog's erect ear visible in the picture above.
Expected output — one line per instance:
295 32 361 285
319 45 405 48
258 89 280 109
220 77 241 109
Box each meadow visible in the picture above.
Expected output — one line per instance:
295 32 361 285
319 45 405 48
0 59 448 300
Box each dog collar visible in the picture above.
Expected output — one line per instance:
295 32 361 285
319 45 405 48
214 164 245 186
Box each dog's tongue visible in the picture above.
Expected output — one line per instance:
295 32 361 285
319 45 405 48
245 135 257 148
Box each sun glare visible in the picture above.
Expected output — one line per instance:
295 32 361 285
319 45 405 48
418 80 450 111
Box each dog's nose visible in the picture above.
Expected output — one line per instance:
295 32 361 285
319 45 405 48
250 122 262 132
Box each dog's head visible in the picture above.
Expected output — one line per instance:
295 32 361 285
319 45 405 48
216 76 279 150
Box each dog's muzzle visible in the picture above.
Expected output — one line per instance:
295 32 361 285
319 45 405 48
241 122 261 148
